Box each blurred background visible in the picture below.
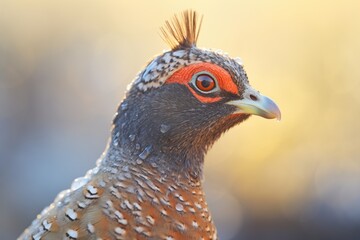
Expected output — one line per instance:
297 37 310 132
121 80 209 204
1 0 360 239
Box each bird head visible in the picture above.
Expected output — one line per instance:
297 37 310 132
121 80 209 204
109 10 281 179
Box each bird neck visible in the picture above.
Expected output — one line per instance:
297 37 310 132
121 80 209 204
103 98 206 181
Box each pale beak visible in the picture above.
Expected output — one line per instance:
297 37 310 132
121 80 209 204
227 86 281 120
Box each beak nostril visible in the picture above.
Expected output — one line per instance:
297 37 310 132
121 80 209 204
249 94 258 101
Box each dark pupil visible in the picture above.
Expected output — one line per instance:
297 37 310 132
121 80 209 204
198 75 212 88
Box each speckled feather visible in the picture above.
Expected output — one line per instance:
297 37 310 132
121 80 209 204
21 161 216 240
134 48 246 92
19 10 255 240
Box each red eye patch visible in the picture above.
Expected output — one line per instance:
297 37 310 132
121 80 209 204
165 62 239 103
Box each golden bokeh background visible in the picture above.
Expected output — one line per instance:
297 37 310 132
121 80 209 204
1 0 360 239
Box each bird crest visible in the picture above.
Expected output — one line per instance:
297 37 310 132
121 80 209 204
160 10 203 50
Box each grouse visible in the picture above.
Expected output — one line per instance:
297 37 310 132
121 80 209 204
19 10 281 240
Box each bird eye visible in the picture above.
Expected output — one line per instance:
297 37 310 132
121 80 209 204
194 74 217 92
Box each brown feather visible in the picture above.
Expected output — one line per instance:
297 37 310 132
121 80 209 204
160 10 203 50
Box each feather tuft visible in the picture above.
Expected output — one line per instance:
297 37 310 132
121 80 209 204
160 10 203 50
